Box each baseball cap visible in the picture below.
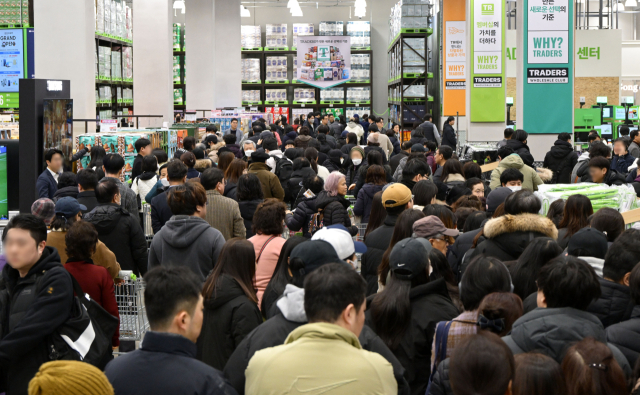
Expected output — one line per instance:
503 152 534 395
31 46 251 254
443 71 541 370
312 225 367 260
389 237 432 280
486 187 513 213
413 215 460 239
289 240 348 275
568 227 608 259
31 198 56 224
411 144 426 153
54 197 87 218
382 183 412 208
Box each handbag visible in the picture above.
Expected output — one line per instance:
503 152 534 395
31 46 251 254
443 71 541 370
47 273 119 370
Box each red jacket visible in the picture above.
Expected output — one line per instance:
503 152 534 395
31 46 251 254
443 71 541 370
65 260 120 346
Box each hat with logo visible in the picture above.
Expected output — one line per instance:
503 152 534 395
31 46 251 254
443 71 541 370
389 237 432 280
381 183 412 208
54 197 87 219
312 225 367 260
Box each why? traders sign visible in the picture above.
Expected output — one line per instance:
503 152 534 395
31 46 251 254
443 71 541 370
527 0 569 64
297 36 351 89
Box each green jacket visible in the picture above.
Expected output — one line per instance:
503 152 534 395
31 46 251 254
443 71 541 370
245 322 397 395
248 162 285 201
489 154 544 191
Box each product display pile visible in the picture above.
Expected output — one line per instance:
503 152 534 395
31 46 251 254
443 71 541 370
535 183 638 215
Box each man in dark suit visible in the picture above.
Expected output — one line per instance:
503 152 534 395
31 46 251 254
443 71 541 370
150 160 187 234
36 148 63 199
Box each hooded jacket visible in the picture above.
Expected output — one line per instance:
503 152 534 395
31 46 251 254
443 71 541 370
84 203 148 276
148 215 225 282
366 278 460 395
281 130 298 148
502 307 631 373
606 305 640 369
352 163 392 199
294 134 313 149
345 121 365 143
361 214 400 295
197 274 262 371
472 214 558 262
586 277 634 328
354 183 384 223
611 153 636 175
52 185 79 202
571 150 591 183
315 190 358 236
0 247 74 395
285 195 319 238
543 140 579 183
226 284 409 395
238 199 263 239
505 139 535 168
322 157 344 174
247 162 285 201
489 154 544 191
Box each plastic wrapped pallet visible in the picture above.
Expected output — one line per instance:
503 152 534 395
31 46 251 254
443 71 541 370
116 1 124 38
104 0 111 35
126 6 132 40
110 0 116 36
534 183 639 215
123 47 132 80
96 0 105 33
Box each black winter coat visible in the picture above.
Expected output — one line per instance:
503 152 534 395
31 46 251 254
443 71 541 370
52 186 79 202
428 357 452 395
361 215 398 295
197 275 262 371
286 167 316 207
586 277 634 328
447 227 483 282
543 140 579 183
0 247 73 395
364 145 389 164
76 191 99 214
441 124 457 148
366 279 460 395
606 305 640 369
506 139 535 168
389 136 401 156
604 168 626 186
353 183 384 223
238 199 263 239
314 191 358 236
345 160 368 187
341 143 356 155
322 158 344 174
352 164 392 199
223 181 238 201
284 195 319 238
84 203 148 276
390 151 409 173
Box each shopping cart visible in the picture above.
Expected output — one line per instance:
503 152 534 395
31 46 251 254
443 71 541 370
115 278 149 342
354 223 368 242
142 203 154 246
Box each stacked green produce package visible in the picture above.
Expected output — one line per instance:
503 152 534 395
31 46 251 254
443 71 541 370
535 183 638 215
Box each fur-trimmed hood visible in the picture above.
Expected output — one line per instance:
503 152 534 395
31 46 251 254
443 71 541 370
444 173 466 183
483 213 558 240
536 167 553 182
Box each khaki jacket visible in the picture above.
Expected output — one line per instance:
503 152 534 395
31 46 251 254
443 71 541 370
46 230 121 279
205 189 246 241
489 154 544 191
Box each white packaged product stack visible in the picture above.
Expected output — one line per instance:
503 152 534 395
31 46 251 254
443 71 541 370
104 0 111 35
241 25 262 49
351 54 370 82
402 38 426 75
110 0 117 36
266 89 287 103
96 0 105 33
265 24 287 49
294 88 315 103
111 50 122 80
242 90 261 103
266 56 287 82
319 21 344 36
241 59 261 82
123 47 133 80
346 107 370 120
116 1 123 39
320 88 344 102
389 0 432 44
292 109 307 121
347 21 371 48
293 23 314 49
347 87 371 103
126 6 133 40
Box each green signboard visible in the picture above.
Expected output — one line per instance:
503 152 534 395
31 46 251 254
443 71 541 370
470 0 506 122
0 93 19 108
522 0 573 134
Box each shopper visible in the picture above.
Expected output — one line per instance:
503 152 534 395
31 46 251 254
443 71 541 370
223 118 242 144
150 159 188 234
573 141 611 183
345 117 365 143
197 238 262 371
589 156 625 186
512 353 567 395
180 151 201 180
432 146 452 183
441 116 457 148
506 129 535 168
391 141 412 173
630 129 640 158
546 198 565 228
101 153 139 222
148 182 225 282
36 148 63 199
29 361 114 395
46 197 120 279
353 165 386 223
365 133 388 165
0 215 74 395
247 151 285 201
222 134 241 159
345 146 366 187
556 194 593 249
413 215 460 256
84 179 148 276
249 199 287 307
131 137 152 180
223 158 246 201
368 124 393 160
284 175 323 238
200 168 245 240
51 172 79 202
131 155 159 215
236 173 264 239
76 168 100 214
567 227 608 279
606 261 640 368
368 238 459 395
88 145 107 180
590 207 625 244
401 159 431 191
509 237 563 300
497 128 513 148
543 132 579 184
490 146 544 191
286 158 315 207
293 126 312 149
418 114 440 146
63 221 120 352
441 160 466 189
105 267 237 395
611 137 636 175
245 263 398 395
314 171 358 236
30 198 56 227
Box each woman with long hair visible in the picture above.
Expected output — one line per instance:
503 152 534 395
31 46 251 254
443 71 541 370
364 191 387 239
260 236 308 318
412 180 438 211
198 238 262 371
509 237 562 300
377 209 426 289
223 158 247 201
314 171 358 236
557 194 593 248
590 207 625 243
423 204 457 233
441 159 466 188
217 151 235 173
547 198 565 228
353 165 386 223
88 145 107 180
367 237 459 395
304 147 330 180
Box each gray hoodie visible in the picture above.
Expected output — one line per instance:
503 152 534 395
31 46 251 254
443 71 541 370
148 215 225 281
570 151 590 183
276 284 307 323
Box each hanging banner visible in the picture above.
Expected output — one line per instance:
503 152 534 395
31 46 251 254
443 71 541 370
522 0 573 133
297 36 351 89
443 0 467 117
469 0 506 122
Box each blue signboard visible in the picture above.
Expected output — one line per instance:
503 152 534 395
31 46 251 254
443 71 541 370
0 29 24 92
27 28 34 79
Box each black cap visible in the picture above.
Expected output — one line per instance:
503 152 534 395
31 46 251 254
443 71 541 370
389 237 431 280
486 187 513 213
568 228 608 259
290 240 347 275
411 144 426 152
251 151 270 163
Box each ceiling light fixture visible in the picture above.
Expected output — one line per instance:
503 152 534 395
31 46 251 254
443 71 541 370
287 0 298 8
626 0 637 7
241 5 250 17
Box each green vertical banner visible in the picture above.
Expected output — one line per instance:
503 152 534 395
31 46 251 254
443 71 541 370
470 0 506 122
523 0 573 133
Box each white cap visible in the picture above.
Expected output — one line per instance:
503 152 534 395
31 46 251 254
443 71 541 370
311 226 367 259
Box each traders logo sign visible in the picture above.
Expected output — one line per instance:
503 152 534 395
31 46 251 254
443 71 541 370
481 4 494 15
527 67 568 83
473 77 502 88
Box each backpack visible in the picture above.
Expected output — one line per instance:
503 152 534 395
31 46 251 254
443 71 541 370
307 211 324 236
272 155 293 199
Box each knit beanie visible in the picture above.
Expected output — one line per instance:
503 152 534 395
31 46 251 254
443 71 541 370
350 146 365 158
29 361 114 395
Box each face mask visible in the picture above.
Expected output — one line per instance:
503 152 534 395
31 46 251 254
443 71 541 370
244 150 254 157
347 256 359 271
352 159 362 166
340 158 344 164
508 186 522 192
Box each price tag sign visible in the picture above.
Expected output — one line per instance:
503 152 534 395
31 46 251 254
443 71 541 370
329 103 333 107
100 119 117 133
301 103 305 107
0 93 19 108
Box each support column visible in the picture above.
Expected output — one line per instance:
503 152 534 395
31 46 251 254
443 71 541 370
133 0 173 127
34 0 95 136
186 0 241 111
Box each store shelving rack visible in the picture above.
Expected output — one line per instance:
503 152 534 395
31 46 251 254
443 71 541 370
96 34 134 131
173 48 186 115
387 30 433 141
241 48 373 119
